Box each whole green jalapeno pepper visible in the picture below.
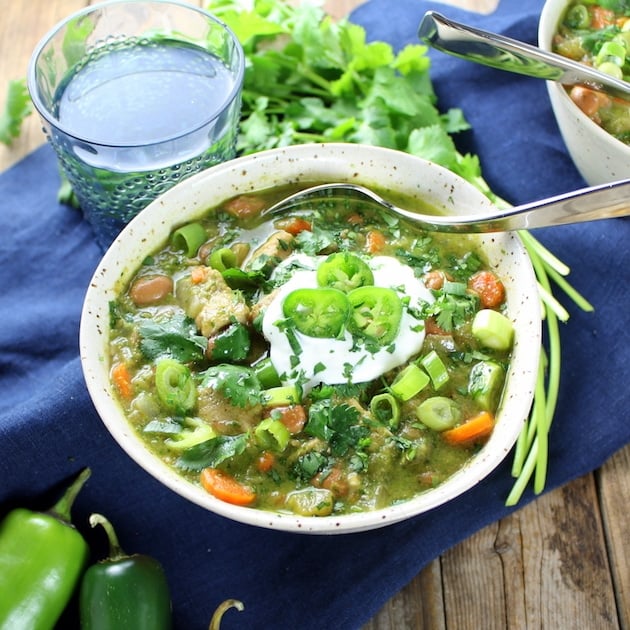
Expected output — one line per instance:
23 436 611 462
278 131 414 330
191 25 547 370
316 252 374 292
79 513 173 630
282 287 350 338
0 467 91 630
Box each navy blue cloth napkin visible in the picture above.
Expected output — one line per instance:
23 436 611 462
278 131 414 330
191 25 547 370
1 1 628 628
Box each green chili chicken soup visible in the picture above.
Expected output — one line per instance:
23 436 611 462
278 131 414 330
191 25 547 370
553 1 630 144
81 144 540 532
108 185 517 518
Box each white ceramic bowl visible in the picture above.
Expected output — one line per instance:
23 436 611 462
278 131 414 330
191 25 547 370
539 0 630 185
80 143 540 534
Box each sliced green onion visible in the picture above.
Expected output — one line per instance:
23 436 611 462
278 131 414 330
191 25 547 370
262 384 301 407
420 350 449 390
471 309 514 351
598 61 624 79
442 280 468 296
370 393 400 428
565 4 589 29
390 364 430 401
209 247 238 272
254 417 291 452
468 361 505 411
415 396 461 431
253 357 282 388
596 41 626 69
155 358 197 415
171 222 207 257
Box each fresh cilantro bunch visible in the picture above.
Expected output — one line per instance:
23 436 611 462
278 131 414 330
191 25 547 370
206 0 492 194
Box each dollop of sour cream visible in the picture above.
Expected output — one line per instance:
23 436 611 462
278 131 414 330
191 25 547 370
262 253 434 391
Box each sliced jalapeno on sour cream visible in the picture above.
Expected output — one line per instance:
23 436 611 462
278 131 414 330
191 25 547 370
347 286 402 345
316 252 374 292
282 287 350 338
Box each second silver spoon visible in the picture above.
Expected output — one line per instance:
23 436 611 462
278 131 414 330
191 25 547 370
418 11 630 102
264 179 630 233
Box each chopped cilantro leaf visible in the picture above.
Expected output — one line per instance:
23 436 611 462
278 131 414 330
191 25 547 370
176 433 249 471
138 313 207 362
305 400 368 457
201 364 263 408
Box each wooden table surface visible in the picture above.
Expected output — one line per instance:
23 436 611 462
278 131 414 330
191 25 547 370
1 1 628 628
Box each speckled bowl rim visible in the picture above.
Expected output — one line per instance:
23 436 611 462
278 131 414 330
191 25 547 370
80 143 541 534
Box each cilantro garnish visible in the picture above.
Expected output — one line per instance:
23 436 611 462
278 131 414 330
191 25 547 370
206 0 473 173
201 364 263 408
176 433 249 471
138 313 207 362
305 400 369 457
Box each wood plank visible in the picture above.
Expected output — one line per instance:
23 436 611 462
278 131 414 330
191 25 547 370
363 560 446 630
520 475 619 629
597 444 630 630
0 0 89 171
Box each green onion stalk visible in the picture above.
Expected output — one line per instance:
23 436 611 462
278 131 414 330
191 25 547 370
481 193 594 506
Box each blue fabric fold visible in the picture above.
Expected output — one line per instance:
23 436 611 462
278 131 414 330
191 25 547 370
1 1 628 628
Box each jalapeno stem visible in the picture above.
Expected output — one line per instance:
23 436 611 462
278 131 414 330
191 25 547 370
49 467 91 524
209 599 245 630
89 513 126 561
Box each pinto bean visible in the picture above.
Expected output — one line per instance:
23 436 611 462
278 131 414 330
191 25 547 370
129 274 173 306
569 85 610 119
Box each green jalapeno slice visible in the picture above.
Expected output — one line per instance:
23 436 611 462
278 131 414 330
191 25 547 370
347 286 402 345
282 287 350 338
316 252 374 293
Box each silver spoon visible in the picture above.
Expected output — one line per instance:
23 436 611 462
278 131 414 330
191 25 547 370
418 11 630 102
263 179 630 233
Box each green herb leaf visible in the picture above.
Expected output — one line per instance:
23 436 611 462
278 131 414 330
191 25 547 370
0 79 32 146
209 322 251 362
139 313 207 362
201 364 262 408
305 400 368 457
176 433 249 471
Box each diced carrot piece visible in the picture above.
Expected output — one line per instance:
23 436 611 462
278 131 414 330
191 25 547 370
111 362 133 400
591 6 615 29
275 216 312 236
365 229 386 254
191 266 208 284
346 213 364 226
200 468 256 506
442 411 495 446
313 466 349 498
275 405 307 434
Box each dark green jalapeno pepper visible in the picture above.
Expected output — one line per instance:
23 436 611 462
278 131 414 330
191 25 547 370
0 468 91 630
282 287 350 338
316 252 374 292
347 286 402 345
79 513 173 630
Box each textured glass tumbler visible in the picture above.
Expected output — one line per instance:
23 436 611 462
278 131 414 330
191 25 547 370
28 0 244 250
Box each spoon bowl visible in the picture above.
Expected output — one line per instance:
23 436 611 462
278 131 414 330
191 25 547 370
264 180 630 233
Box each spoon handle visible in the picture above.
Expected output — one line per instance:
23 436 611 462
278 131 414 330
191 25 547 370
418 11 630 102
498 178 630 230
